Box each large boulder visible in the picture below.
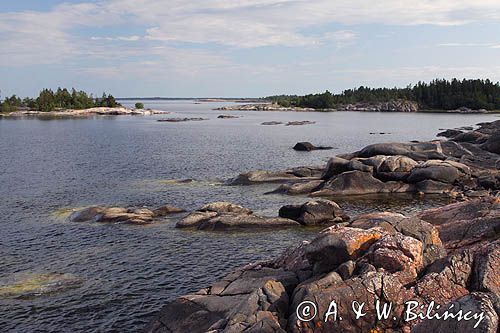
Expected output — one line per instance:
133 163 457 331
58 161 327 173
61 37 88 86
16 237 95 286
349 212 445 266
311 171 385 196
364 233 424 284
278 199 349 226
407 160 469 184
481 131 500 154
304 226 383 274
356 142 446 161
321 157 373 180
375 155 418 181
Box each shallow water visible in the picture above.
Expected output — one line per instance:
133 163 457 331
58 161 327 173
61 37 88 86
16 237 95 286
0 100 498 332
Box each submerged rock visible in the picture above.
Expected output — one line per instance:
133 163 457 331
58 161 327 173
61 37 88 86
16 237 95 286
0 273 83 299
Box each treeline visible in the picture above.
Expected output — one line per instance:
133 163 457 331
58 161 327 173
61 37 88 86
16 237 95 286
0 88 120 113
268 79 500 110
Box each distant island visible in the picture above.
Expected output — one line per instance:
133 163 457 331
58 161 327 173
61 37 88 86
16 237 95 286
216 78 500 113
0 88 164 116
267 78 500 112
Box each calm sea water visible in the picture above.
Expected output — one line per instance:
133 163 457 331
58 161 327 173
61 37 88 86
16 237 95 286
0 100 498 332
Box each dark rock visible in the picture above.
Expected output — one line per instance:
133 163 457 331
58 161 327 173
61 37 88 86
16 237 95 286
407 160 466 184
278 199 349 226
481 131 500 154
266 180 324 195
313 170 396 196
437 129 463 138
261 121 283 125
217 114 239 119
293 142 332 151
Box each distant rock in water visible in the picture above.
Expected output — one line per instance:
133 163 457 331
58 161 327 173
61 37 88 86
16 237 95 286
285 121 316 126
293 142 333 151
261 121 283 125
157 118 208 122
217 114 239 119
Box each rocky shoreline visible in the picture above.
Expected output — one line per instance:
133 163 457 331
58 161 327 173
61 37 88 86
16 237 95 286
214 101 499 113
2 107 167 117
143 120 499 333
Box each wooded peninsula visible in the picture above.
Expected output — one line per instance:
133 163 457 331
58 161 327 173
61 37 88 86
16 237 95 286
267 78 500 111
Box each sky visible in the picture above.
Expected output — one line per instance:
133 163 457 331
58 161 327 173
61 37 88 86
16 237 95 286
0 0 499 98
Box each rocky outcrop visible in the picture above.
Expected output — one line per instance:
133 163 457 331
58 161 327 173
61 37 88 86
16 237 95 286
217 114 239 119
215 103 315 112
337 99 419 112
293 142 333 151
251 121 500 198
176 202 300 230
68 204 185 224
147 198 500 332
6 107 166 117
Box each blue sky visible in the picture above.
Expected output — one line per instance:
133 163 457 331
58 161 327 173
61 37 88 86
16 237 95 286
1 0 499 97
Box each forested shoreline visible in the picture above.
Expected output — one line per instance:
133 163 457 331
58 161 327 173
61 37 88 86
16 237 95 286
267 79 500 111
0 88 120 113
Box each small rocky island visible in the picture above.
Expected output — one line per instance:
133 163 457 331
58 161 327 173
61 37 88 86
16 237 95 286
144 120 500 333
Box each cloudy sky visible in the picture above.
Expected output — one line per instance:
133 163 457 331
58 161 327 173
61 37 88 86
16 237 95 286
1 0 500 97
